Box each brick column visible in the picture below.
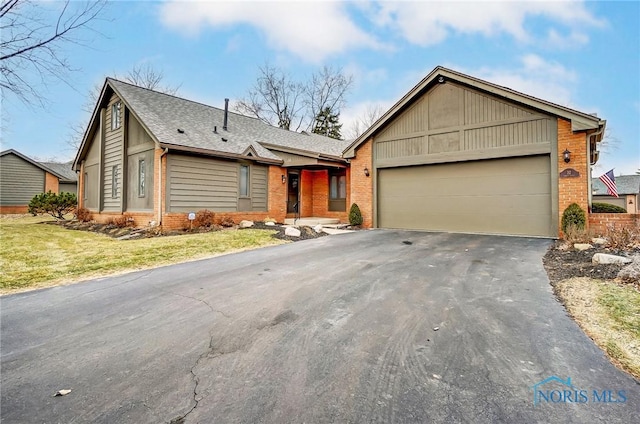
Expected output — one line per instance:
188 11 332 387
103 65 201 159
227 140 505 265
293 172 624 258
349 139 373 228
557 118 590 233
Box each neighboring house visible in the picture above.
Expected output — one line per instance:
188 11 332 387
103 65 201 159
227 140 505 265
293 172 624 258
74 67 606 238
591 174 640 214
0 149 78 214
72 78 352 228
345 66 606 238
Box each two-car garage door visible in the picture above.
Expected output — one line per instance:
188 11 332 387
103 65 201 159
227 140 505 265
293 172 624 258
377 155 554 237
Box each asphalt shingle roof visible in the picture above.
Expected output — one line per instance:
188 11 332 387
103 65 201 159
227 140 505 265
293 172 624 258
39 161 77 182
592 174 640 195
108 79 350 162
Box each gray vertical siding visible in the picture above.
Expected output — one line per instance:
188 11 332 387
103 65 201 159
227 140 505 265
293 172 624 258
374 82 555 166
126 149 154 211
84 164 100 210
59 183 77 194
102 94 124 211
0 153 45 205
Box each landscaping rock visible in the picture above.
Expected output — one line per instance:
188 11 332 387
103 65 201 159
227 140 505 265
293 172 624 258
573 243 593 251
284 227 301 237
313 224 323 233
591 237 607 246
239 220 254 228
264 221 275 226
617 255 640 284
592 253 632 265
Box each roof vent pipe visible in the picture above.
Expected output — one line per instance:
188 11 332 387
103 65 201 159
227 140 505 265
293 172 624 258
223 98 229 131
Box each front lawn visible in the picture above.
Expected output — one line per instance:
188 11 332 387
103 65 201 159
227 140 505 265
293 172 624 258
0 216 284 294
554 277 640 379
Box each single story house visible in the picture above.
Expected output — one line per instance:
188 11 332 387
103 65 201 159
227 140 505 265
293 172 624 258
74 67 607 238
0 149 78 214
592 174 640 214
73 78 352 229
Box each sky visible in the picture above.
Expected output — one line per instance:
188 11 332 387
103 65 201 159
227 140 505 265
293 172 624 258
2 0 639 176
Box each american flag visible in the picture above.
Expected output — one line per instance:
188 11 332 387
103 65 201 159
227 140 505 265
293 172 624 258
599 169 618 198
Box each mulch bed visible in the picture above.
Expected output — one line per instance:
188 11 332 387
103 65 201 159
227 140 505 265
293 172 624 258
543 241 639 286
47 220 328 242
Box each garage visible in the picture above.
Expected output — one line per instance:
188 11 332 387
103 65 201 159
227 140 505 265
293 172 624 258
377 155 554 237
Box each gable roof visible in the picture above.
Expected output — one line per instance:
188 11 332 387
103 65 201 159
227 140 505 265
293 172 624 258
74 78 349 169
0 149 73 182
344 66 606 158
592 174 640 195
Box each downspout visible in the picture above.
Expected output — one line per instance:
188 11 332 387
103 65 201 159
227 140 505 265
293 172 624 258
157 148 169 226
587 123 606 212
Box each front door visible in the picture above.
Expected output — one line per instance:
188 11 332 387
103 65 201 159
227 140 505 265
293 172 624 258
287 171 299 213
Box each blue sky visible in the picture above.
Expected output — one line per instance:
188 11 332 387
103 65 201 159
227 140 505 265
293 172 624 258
2 0 639 176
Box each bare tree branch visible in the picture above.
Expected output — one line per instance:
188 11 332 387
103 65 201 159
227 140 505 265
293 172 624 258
0 0 108 105
346 104 386 139
235 63 352 134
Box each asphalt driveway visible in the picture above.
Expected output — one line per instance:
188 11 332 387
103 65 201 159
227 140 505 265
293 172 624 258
1 230 638 423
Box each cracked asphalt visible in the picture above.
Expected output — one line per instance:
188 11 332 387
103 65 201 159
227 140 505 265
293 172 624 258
1 230 638 423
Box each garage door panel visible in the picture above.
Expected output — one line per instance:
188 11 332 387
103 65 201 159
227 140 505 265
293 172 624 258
377 156 553 237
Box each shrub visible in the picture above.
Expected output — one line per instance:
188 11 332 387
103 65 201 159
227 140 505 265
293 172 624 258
108 213 135 228
605 225 640 250
561 203 586 234
193 209 216 229
592 202 627 214
28 191 77 220
217 214 235 227
349 203 363 226
563 224 594 244
75 207 92 222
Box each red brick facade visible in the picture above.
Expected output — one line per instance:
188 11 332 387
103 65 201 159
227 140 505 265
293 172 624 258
588 213 640 236
349 139 373 228
557 118 590 236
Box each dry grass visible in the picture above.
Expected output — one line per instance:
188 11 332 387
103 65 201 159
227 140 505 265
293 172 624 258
0 216 285 294
555 277 640 378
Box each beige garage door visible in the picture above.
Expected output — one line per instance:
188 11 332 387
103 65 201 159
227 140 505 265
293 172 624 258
377 155 553 237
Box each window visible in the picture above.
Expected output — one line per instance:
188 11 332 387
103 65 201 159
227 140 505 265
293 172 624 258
138 159 145 197
111 102 121 130
111 165 118 198
329 169 347 212
330 171 347 200
239 165 249 197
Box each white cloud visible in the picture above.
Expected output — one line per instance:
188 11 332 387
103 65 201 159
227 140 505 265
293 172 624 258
158 1 381 62
461 54 579 108
369 1 603 46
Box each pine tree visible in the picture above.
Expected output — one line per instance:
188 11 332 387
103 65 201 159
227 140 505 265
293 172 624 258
312 107 343 140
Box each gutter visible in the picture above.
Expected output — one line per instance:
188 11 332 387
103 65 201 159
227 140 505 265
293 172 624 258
157 147 169 226
587 121 606 211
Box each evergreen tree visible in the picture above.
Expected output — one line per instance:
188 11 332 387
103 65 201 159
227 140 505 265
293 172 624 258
312 107 343 140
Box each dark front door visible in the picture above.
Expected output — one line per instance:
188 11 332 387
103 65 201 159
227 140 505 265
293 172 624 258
287 171 299 213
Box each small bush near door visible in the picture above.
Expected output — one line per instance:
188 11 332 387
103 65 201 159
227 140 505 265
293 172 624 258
592 202 627 213
349 203 363 226
561 203 586 234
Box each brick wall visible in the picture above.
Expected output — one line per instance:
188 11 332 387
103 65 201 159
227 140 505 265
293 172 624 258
44 172 59 193
267 166 287 222
588 213 640 236
557 118 590 237
300 170 314 216
0 205 29 214
349 139 373 228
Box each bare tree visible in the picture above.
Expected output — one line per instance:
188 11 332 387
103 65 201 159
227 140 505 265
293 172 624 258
66 64 181 151
123 63 180 95
346 104 386 139
307 66 353 132
236 63 352 134
0 0 108 105
235 63 306 131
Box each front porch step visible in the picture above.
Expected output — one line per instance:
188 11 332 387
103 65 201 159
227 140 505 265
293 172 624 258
284 217 340 226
